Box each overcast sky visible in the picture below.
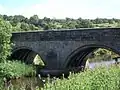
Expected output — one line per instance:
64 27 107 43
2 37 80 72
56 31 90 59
0 0 120 19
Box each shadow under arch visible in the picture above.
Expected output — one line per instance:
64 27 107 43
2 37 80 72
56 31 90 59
64 44 120 68
11 46 46 65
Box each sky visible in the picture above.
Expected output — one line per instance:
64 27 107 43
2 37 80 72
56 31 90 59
0 0 120 19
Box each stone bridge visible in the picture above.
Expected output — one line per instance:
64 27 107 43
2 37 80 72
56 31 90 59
11 28 120 76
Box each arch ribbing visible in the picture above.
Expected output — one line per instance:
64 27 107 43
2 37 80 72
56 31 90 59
11 47 46 65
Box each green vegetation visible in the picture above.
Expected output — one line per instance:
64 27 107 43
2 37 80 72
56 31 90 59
0 18 12 62
1 14 120 31
33 54 45 66
42 65 120 90
0 18 35 78
0 61 36 78
87 48 119 62
0 18 36 89
0 61 36 90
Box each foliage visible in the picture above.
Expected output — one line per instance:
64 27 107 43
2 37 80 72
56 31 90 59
87 48 119 62
0 18 12 62
42 66 120 90
33 54 45 66
0 61 36 78
1 14 120 31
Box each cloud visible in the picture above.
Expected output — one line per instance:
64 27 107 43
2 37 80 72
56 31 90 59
16 0 77 18
15 0 120 19
13 0 94 18
0 0 120 19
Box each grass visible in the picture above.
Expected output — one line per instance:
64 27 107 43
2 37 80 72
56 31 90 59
42 65 120 90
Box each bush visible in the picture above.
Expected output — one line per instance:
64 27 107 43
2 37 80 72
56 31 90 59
42 66 120 90
0 61 36 78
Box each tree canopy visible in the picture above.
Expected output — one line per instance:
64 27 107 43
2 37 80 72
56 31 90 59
1 14 120 32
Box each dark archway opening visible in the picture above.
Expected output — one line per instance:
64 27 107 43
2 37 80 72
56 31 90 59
65 45 120 71
10 48 45 67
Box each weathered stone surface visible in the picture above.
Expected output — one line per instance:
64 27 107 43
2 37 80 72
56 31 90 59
11 28 120 76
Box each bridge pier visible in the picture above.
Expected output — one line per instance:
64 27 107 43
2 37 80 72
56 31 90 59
36 66 84 77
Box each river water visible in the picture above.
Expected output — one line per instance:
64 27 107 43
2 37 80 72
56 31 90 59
88 60 115 69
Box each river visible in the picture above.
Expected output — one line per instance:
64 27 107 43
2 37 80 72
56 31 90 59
89 60 115 69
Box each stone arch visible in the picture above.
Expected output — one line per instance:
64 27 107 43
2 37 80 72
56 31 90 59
11 46 46 65
64 44 120 68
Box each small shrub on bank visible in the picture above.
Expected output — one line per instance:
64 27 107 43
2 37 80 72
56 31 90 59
0 60 36 78
42 65 120 90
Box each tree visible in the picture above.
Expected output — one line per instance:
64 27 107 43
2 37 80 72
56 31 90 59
0 14 3 19
67 22 76 29
94 18 103 24
43 17 51 23
13 15 26 22
13 22 22 32
80 20 93 28
29 15 39 26
0 18 12 62
29 24 39 30
2 15 8 21
20 22 30 31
